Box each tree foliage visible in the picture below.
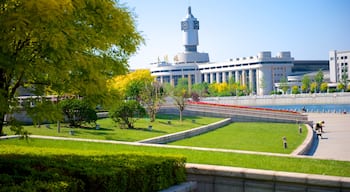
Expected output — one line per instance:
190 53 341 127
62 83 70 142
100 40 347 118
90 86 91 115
279 77 289 94
0 0 143 134
110 100 146 129
108 70 155 99
301 75 310 93
315 70 324 92
139 81 165 122
60 99 97 127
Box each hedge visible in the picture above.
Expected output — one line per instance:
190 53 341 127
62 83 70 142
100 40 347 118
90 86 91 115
0 153 186 192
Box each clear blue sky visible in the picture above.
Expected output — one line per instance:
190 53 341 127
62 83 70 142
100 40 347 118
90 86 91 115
121 0 350 69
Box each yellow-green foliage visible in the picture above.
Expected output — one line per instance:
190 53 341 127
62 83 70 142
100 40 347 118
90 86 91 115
108 69 155 96
0 145 186 192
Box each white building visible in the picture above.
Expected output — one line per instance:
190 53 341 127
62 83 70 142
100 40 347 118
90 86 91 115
150 6 294 96
329 50 350 83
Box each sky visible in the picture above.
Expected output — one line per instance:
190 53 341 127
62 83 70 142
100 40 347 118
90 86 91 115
120 0 350 69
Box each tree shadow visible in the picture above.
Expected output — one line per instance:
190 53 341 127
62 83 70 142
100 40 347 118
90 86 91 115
131 127 167 134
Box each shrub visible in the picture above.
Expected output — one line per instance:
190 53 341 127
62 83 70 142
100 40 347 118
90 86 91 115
60 99 97 127
0 153 186 192
109 100 146 129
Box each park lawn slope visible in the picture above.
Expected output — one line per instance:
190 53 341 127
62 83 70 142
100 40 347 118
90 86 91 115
2 114 222 142
170 122 307 154
1 138 350 177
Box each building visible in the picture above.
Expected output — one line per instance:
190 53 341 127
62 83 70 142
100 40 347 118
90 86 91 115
292 60 329 73
329 50 350 83
149 6 330 95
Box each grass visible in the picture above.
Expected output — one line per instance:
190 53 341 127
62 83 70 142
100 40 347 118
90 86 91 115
2 114 222 142
1 138 350 177
170 122 307 154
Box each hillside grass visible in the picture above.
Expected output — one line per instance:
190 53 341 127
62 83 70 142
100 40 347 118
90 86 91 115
2 114 222 142
1 138 350 177
170 122 307 154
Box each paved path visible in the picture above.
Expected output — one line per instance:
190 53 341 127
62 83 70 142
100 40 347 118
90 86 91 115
307 113 350 161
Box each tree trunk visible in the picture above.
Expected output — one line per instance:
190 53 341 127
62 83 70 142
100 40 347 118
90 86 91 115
0 112 5 135
179 110 183 122
57 121 61 133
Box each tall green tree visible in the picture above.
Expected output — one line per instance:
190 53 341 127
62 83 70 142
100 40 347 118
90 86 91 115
0 0 143 134
279 77 289 94
139 81 165 122
315 70 324 93
165 78 188 122
339 65 349 92
301 75 310 93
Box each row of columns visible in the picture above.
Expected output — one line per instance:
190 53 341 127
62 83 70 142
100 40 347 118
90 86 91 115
202 69 257 88
155 68 261 93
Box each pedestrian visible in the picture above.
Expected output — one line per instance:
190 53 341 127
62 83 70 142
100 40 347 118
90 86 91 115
316 127 322 139
315 121 325 132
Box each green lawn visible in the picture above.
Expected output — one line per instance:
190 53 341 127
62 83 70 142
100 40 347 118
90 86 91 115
170 122 307 154
1 138 350 177
2 114 222 142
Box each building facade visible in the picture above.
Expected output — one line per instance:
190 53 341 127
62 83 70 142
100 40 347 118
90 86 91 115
150 6 294 95
329 50 350 83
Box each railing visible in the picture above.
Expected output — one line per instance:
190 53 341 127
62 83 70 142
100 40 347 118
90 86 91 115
160 101 310 124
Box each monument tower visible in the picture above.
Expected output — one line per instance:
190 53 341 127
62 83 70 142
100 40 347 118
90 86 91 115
175 6 209 64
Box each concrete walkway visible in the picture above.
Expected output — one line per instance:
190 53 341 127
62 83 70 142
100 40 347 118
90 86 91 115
307 113 350 161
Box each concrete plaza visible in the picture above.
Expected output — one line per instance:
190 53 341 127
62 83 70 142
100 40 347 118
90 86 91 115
307 113 350 161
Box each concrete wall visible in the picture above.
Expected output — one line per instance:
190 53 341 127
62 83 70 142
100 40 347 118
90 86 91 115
201 92 350 106
160 104 310 124
138 118 232 144
186 163 350 192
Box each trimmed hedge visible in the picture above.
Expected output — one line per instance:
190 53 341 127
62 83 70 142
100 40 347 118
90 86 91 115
0 153 186 192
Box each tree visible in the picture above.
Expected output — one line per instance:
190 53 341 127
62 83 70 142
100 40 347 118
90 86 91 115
192 82 209 97
109 70 155 100
339 65 349 92
315 70 324 93
279 77 289 94
310 82 317 93
320 82 328 93
301 75 310 93
60 99 97 127
139 81 165 122
165 78 188 122
25 97 63 128
0 0 143 134
291 85 300 94
110 100 146 129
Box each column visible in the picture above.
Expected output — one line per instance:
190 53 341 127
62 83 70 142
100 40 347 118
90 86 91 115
210 73 214 84
228 71 232 82
249 69 253 91
235 71 239 83
242 70 246 85
222 72 226 83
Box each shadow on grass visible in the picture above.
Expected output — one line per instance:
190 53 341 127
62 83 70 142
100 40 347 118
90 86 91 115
131 127 167 134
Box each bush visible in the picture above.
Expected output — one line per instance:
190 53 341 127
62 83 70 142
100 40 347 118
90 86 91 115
60 99 97 127
0 153 186 192
110 100 146 129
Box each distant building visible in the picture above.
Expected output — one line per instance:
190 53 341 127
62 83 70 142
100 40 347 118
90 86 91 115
329 50 350 83
292 60 329 72
149 6 333 95
150 6 295 95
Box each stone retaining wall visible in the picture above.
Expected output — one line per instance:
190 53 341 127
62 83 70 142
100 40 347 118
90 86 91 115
160 105 310 124
201 92 350 106
138 118 232 144
186 163 350 192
